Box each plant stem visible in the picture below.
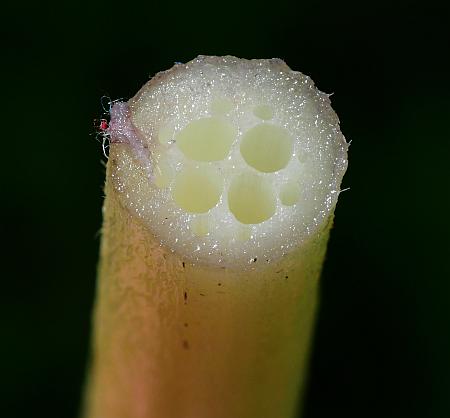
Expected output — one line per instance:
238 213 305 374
83 56 347 418
82 158 331 418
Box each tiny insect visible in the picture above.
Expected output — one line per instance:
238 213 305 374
94 116 111 159
94 118 109 159
94 95 120 159
99 118 109 131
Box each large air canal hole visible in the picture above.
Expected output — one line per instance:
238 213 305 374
176 117 236 162
240 123 293 173
173 166 223 213
227 173 276 224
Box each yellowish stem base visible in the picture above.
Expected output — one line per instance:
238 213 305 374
82 153 332 418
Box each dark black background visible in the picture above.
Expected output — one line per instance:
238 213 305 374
2 2 449 417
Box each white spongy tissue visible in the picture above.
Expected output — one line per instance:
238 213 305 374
109 55 348 269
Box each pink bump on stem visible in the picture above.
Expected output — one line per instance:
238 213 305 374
108 102 154 181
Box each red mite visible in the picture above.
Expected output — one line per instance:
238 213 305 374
99 119 108 131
